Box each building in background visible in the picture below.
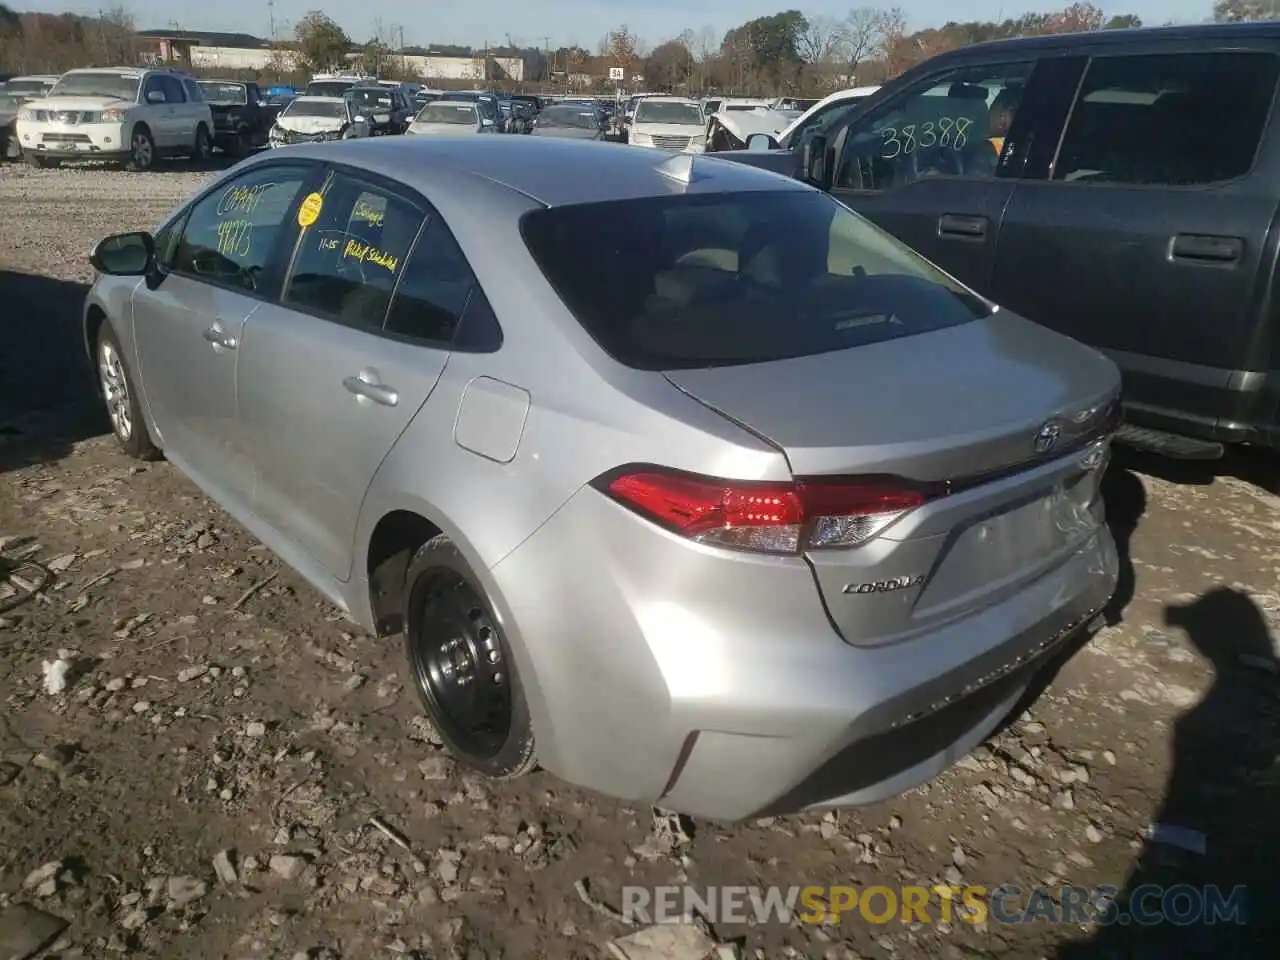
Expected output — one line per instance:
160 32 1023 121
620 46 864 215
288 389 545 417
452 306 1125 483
136 29 523 82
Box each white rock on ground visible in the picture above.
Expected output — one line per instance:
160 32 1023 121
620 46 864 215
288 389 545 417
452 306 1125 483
608 922 718 960
0 903 69 960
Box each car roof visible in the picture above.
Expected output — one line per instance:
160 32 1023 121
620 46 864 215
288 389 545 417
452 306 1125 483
290 95 346 104
637 96 699 104
67 67 143 76
948 19 1280 59
272 136 811 207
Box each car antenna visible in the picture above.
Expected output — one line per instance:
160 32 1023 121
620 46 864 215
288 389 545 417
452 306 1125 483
656 152 696 185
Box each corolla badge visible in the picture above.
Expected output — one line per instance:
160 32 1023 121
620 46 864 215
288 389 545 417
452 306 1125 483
1033 419 1062 454
843 574 925 595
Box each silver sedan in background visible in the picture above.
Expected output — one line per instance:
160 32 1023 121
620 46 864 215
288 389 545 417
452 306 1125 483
407 100 493 136
81 137 1120 821
530 103 607 139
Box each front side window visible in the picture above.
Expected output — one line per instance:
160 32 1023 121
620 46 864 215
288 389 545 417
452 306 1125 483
1052 52 1278 186
284 174 426 331
786 95 872 148
835 61 1033 191
156 75 187 103
521 190 989 370
171 165 311 294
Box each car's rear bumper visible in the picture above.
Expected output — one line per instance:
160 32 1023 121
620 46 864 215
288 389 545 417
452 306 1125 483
489 486 1118 822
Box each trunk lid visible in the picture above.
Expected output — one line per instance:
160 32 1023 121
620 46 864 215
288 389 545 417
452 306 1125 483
664 311 1120 644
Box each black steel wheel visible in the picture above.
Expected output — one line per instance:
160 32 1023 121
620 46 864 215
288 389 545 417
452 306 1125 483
403 534 537 778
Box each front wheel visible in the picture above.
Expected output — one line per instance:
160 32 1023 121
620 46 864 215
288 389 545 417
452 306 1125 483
125 126 155 171
96 325 161 460
403 535 537 779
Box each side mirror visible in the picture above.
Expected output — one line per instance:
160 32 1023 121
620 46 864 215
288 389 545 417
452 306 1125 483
745 133 778 152
353 114 367 123
145 89 166 104
802 133 831 190
91 231 155 276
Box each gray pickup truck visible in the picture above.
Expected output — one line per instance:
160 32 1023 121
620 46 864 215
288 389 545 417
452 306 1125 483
197 79 281 157
717 22 1280 463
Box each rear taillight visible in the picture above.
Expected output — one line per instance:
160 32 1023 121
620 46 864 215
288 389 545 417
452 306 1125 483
594 467 932 555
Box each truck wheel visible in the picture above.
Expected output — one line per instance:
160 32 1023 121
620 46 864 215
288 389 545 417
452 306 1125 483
125 126 155 171
228 130 250 158
191 124 212 166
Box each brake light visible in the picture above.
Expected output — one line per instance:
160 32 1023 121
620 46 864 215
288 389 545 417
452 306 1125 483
595 467 932 554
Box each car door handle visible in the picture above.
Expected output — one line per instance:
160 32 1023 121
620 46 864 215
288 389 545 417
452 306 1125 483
202 325 237 350
343 372 398 407
1169 234 1243 265
937 214 988 239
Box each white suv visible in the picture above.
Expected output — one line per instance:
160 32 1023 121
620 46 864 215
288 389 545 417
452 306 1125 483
15 67 213 171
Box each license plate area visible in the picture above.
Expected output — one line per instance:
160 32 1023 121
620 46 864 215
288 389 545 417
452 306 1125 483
915 482 1096 616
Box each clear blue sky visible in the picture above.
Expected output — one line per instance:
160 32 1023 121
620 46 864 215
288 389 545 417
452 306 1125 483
21 0 1213 51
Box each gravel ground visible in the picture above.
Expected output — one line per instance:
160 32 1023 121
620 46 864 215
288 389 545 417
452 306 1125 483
1 162 1279 960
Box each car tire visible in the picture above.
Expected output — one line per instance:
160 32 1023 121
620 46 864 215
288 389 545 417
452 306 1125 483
125 125 155 172
192 124 212 165
402 534 538 780
96 324 161 461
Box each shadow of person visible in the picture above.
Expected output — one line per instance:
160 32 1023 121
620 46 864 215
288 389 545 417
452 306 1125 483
1100 463 1146 628
1055 587 1280 958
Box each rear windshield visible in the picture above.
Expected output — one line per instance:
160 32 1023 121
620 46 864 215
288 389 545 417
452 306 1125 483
198 82 247 104
349 88 394 108
306 81 353 97
538 105 599 128
418 102 476 124
521 190 989 370
5 79 53 96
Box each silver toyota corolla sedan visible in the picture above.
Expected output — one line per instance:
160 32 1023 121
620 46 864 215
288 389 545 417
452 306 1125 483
82 136 1121 821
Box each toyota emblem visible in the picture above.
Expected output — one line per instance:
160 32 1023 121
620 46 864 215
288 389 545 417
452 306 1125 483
1034 420 1062 454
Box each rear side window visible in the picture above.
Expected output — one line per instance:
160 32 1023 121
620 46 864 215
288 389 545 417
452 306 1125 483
520 190 989 371
384 219 476 343
284 175 426 330
1053 52 1279 186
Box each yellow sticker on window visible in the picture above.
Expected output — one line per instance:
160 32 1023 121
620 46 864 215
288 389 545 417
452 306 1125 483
297 192 324 228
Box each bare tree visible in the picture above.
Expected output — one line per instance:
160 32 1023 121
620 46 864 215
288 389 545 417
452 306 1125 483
838 7 886 85
797 15 844 64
